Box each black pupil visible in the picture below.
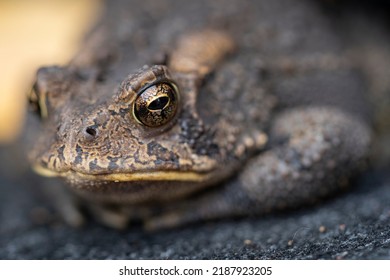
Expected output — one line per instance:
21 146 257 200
148 96 169 111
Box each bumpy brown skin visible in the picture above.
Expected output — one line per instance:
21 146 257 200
28 0 371 229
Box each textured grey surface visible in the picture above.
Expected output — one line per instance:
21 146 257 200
0 145 390 259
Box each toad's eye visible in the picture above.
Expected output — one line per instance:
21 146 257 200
28 82 47 119
133 82 179 127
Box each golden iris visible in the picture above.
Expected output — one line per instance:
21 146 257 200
133 83 179 127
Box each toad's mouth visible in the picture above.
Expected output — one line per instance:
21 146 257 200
32 164 211 182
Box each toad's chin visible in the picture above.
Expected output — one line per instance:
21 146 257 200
32 163 211 183
33 163 218 203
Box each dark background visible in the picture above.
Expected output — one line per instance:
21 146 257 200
1 0 390 259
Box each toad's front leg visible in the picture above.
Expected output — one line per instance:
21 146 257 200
145 107 371 230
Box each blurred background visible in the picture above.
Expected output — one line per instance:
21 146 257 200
0 0 102 144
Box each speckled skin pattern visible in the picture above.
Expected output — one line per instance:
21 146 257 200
27 0 371 229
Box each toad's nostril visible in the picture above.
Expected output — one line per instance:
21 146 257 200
85 126 98 137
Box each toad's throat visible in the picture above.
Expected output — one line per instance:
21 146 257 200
32 164 210 182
